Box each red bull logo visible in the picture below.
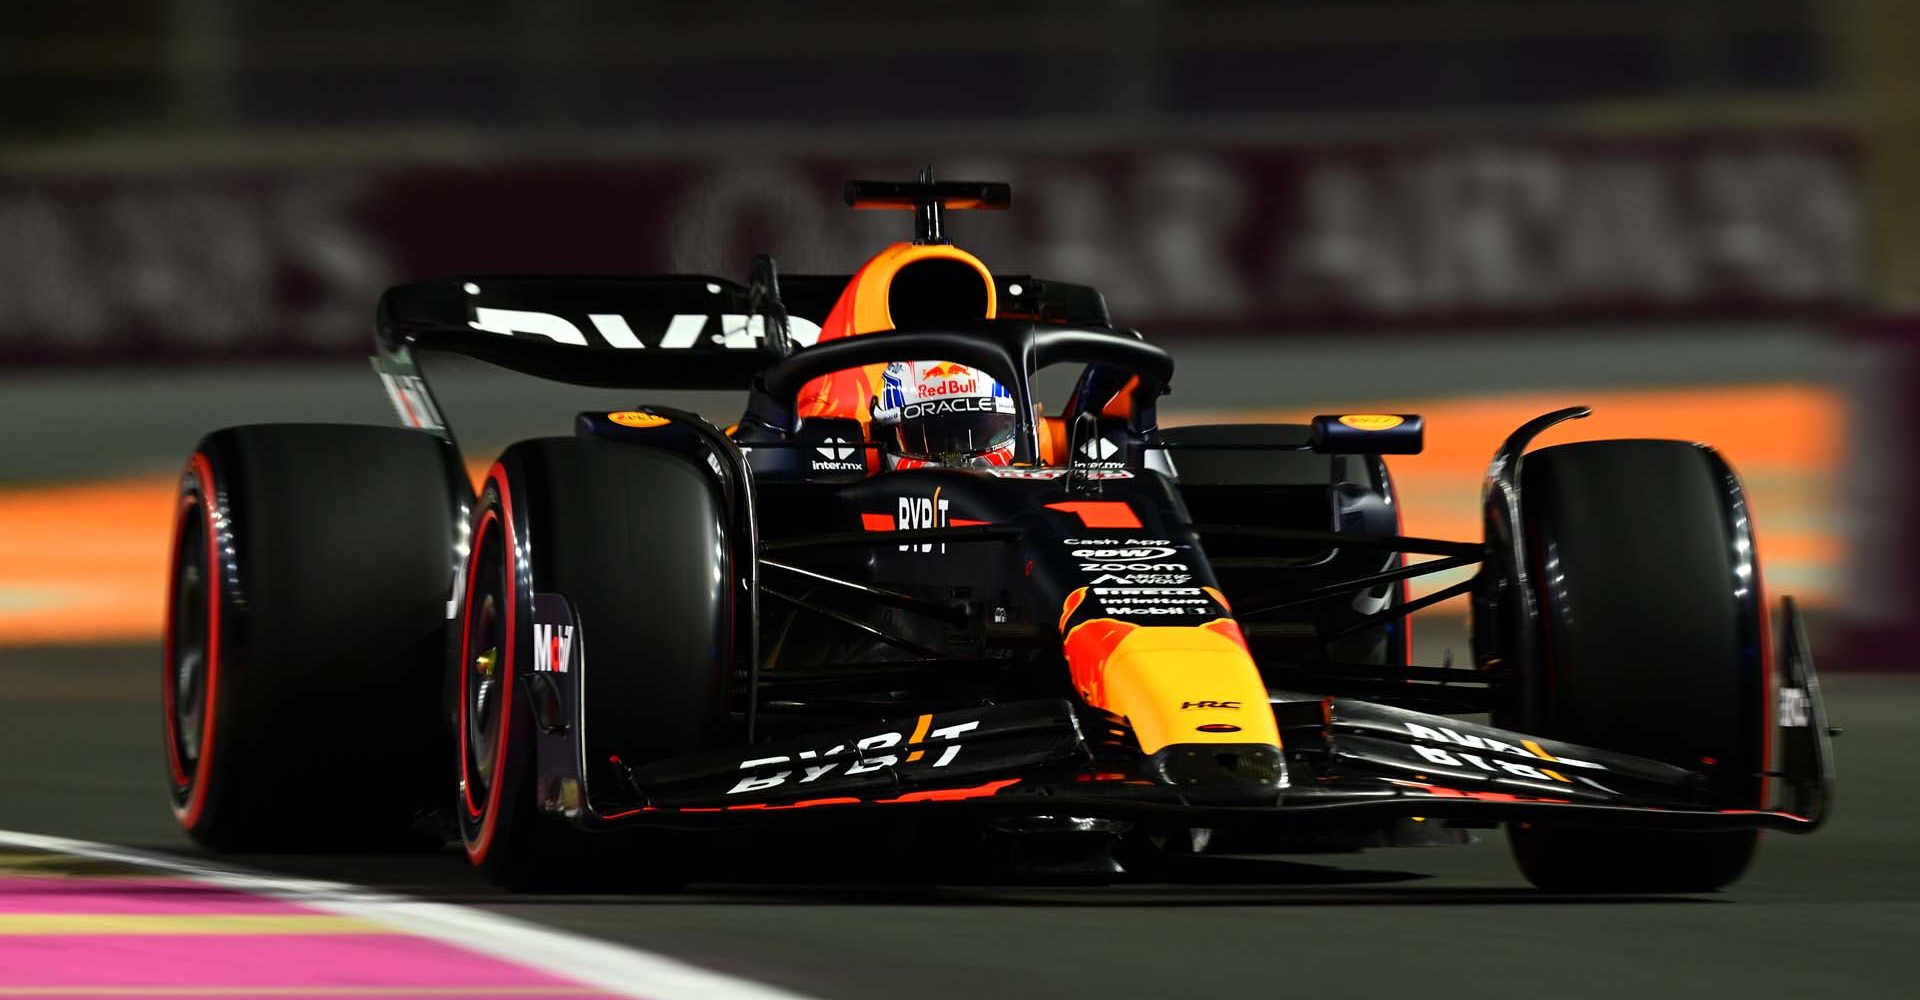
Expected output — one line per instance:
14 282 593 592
914 361 981 399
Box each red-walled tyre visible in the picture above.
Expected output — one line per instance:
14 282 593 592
164 424 465 851
455 437 736 891
1506 440 1770 892
452 459 565 888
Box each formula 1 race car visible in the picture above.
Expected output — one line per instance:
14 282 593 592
162 175 1833 892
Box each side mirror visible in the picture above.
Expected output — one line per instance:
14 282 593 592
1310 414 1424 455
1063 411 1104 495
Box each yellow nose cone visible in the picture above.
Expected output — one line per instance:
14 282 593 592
1095 626 1280 755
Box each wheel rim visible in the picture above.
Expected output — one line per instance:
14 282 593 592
166 492 210 789
461 515 507 817
468 592 501 791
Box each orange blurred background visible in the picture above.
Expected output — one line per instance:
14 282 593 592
0 383 1841 644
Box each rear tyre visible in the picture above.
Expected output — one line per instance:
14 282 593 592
1505 440 1768 892
457 437 738 891
164 424 465 851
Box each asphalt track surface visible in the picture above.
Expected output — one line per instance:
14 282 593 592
2 645 1915 999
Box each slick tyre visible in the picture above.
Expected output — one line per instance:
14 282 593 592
456 437 737 892
164 424 466 851
1506 440 1769 893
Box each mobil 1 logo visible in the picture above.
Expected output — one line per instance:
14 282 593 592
531 593 579 675
1091 586 1223 618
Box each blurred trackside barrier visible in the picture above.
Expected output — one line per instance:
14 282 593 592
0 132 1878 661
1176 383 1846 603
1835 315 1920 672
0 134 1868 363
0 385 1843 648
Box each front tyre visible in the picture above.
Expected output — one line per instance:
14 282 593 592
456 437 739 891
454 466 542 883
1506 439 1769 892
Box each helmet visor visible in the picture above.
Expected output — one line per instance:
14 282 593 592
891 395 1016 462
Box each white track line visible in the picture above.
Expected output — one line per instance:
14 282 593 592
0 829 818 1000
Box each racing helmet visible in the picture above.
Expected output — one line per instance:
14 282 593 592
869 360 1017 469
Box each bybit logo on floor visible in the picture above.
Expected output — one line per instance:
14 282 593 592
898 494 950 553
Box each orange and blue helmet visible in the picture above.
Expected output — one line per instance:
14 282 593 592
870 360 1016 468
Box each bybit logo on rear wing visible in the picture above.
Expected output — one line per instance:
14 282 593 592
468 308 823 350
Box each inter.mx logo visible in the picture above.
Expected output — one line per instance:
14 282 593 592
817 437 857 462
811 436 864 471
532 622 574 673
1080 437 1120 461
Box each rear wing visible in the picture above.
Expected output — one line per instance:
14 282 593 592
376 273 787 391
370 262 1112 435
374 267 1110 383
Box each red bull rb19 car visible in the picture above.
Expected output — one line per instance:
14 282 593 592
162 176 1833 892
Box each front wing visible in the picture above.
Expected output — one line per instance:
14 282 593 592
583 685 1829 836
571 599 1833 835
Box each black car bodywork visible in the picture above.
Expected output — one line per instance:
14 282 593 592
367 196 1833 865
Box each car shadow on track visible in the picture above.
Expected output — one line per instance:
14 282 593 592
147 843 1721 909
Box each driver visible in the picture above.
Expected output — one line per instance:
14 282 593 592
868 359 1016 469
